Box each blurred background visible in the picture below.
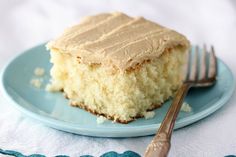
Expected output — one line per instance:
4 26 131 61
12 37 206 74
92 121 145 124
0 0 236 72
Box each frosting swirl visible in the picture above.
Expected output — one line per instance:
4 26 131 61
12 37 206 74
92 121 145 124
47 12 190 71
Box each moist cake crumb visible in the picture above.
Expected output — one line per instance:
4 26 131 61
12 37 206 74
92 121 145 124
96 116 107 124
144 111 155 119
34 67 45 76
181 102 192 112
30 79 42 88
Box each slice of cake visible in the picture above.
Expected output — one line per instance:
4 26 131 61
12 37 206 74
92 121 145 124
46 12 190 123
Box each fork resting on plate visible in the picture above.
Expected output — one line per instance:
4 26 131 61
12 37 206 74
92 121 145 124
145 45 217 157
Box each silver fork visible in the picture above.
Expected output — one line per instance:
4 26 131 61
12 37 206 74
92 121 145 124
145 45 217 157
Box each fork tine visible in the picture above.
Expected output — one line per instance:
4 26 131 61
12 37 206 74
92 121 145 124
199 44 207 81
189 46 199 82
185 49 191 81
208 46 217 80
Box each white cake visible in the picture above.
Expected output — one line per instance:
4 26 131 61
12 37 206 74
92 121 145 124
46 12 190 123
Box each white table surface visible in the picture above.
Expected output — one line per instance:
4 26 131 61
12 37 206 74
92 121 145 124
0 0 236 156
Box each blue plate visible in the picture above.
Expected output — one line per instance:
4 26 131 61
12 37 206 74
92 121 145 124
1 44 235 137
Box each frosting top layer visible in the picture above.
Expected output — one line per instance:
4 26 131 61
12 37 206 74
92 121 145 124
47 12 190 71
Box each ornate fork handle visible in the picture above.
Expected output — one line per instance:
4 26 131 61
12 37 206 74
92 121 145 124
145 83 191 157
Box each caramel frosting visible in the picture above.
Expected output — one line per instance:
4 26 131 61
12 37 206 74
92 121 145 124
47 12 190 71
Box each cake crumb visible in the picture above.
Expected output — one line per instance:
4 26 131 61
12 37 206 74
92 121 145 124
144 111 155 119
96 116 107 124
34 67 45 76
181 102 192 112
30 79 42 88
45 83 61 92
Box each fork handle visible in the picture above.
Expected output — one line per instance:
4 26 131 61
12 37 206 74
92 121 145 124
145 83 191 157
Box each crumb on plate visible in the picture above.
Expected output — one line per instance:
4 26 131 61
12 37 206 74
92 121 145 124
181 102 192 112
144 111 155 119
96 116 107 124
34 67 45 76
30 79 42 88
45 83 62 92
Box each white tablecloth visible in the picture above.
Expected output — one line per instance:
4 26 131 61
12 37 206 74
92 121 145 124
0 0 236 156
